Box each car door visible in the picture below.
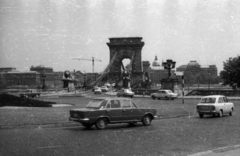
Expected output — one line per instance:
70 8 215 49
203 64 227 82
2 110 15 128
217 97 226 113
161 91 166 98
223 96 231 112
156 91 161 98
121 100 143 121
105 100 122 122
121 99 134 121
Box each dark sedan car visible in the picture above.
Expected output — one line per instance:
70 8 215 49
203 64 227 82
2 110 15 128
69 97 157 130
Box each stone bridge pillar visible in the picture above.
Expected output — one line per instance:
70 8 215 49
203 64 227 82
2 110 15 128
106 37 144 84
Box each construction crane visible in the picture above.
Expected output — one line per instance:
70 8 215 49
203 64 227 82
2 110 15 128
72 57 102 74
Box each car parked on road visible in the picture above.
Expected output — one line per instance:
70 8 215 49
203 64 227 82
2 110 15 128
196 95 234 118
94 87 102 94
69 97 157 129
100 86 109 92
151 89 178 100
117 88 135 98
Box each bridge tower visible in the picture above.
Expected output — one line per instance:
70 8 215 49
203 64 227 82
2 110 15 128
107 37 144 84
91 37 144 87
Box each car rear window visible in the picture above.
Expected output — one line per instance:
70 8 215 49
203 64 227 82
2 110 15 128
86 99 108 109
200 98 216 103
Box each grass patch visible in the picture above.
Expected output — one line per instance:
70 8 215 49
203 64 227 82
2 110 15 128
0 94 55 107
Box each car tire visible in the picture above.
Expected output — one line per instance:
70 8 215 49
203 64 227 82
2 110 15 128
229 108 234 116
95 118 108 130
82 123 92 129
199 113 204 118
218 110 223 117
152 96 155 100
158 98 161 100
142 115 152 126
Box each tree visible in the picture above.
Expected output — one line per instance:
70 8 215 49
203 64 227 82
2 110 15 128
220 55 240 89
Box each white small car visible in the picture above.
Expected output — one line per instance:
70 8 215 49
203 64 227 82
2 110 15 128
117 88 135 98
151 90 178 100
94 87 102 94
100 86 109 92
196 95 234 118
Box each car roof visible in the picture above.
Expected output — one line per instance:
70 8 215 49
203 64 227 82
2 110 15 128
92 97 133 101
201 95 225 98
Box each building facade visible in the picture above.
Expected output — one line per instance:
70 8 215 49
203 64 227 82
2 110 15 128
176 60 218 77
0 71 41 87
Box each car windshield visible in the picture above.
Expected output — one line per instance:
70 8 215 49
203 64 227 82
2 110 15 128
200 98 216 103
166 90 173 93
86 99 108 109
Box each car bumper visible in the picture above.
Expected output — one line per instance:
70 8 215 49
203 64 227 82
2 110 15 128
197 110 219 115
69 117 91 123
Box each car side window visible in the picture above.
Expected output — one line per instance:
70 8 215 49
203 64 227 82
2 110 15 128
122 100 131 108
110 100 121 108
218 97 223 103
223 97 228 102
99 100 108 109
106 103 110 109
130 101 137 108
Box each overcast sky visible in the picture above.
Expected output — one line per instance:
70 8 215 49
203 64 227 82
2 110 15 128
0 0 240 74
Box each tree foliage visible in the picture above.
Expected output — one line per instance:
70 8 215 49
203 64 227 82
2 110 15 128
220 55 240 89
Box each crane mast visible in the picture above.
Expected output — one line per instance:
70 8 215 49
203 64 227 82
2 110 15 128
72 57 101 74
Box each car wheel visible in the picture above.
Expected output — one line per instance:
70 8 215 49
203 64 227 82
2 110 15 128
82 123 92 129
131 96 133 98
142 115 152 126
158 98 161 100
199 113 204 118
218 110 223 117
152 96 155 100
229 108 234 116
165 96 169 100
95 118 108 130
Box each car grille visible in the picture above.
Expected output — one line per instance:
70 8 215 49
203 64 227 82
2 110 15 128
197 106 215 111
70 111 85 118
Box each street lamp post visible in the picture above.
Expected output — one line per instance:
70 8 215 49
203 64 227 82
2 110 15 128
83 73 86 90
95 73 97 81
228 72 230 85
208 72 210 90
162 59 176 78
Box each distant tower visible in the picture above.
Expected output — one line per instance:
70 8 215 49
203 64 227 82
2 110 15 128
152 55 160 69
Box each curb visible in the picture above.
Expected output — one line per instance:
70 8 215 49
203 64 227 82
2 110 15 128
104 93 240 100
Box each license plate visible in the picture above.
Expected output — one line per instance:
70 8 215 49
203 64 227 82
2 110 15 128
73 113 78 117
201 106 209 110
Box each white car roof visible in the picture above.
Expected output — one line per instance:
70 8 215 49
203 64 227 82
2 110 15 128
201 95 225 98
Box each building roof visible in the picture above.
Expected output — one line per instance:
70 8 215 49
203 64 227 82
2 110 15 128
188 61 200 67
177 65 187 69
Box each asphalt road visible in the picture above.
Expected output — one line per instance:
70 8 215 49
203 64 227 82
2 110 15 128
0 93 239 156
